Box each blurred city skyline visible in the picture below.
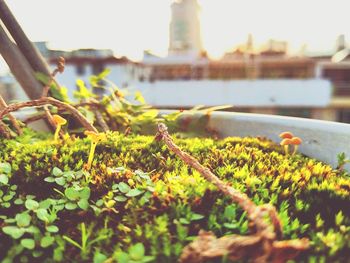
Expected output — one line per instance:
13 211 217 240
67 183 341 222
3 0 350 61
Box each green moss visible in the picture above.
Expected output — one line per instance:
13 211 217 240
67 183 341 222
0 132 349 262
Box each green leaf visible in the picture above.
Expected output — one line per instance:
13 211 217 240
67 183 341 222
179 218 190 225
129 243 145 260
65 202 77 210
63 235 82 250
0 174 9 185
74 79 95 99
52 167 63 177
96 199 104 207
36 209 50 222
77 199 89 210
32 250 43 258
114 252 129 263
3 226 25 239
25 199 39 210
126 189 144 197
93 251 108 263
15 213 31 227
223 223 238 229
135 91 146 104
44 177 55 183
40 235 55 248
224 205 236 220
55 177 66 186
79 187 91 199
14 198 23 205
335 211 344 226
142 256 155 262
105 200 116 208
191 213 204 221
3 194 14 202
21 238 35 250
46 225 59 233
2 202 11 208
65 188 80 201
0 162 11 174
118 182 130 193
115 195 127 202
39 199 55 209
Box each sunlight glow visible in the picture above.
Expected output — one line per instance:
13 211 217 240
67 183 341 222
3 0 350 60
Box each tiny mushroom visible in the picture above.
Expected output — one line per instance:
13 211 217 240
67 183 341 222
279 131 294 139
84 131 106 170
280 138 293 155
52 114 67 142
291 137 302 155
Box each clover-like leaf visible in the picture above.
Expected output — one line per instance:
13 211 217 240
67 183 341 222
36 209 50 222
46 225 59 233
115 195 127 202
25 199 39 210
0 162 11 174
65 202 77 210
52 167 63 177
21 238 35 250
79 187 91 200
65 188 80 201
55 177 66 186
15 213 31 227
118 182 130 194
41 235 55 248
0 174 9 185
126 189 144 197
44 177 55 183
77 199 89 210
129 243 145 261
3 226 25 239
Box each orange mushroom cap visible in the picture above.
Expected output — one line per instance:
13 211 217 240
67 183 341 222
84 131 106 143
280 138 293 146
279 131 294 139
52 115 67 126
291 137 302 145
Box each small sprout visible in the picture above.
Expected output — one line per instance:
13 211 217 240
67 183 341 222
291 137 302 155
279 131 294 139
84 131 106 170
280 138 292 155
52 115 67 143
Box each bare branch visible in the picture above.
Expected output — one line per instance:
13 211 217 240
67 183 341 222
156 123 309 262
0 97 97 132
157 123 273 237
0 95 22 135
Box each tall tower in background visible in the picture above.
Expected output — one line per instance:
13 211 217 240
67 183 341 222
168 0 203 57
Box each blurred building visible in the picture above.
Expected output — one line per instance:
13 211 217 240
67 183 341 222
1 1 350 124
169 0 203 57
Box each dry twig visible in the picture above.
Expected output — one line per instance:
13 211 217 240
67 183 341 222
156 123 309 262
0 95 22 135
0 97 97 132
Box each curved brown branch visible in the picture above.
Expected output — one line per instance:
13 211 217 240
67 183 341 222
157 123 273 237
179 230 309 263
0 97 97 132
156 123 309 262
0 95 22 135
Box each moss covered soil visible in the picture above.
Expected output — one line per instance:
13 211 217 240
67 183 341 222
0 130 350 262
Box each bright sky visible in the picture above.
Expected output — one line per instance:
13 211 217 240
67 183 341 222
2 0 350 62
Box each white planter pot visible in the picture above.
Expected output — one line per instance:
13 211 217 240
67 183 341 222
202 112 350 169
